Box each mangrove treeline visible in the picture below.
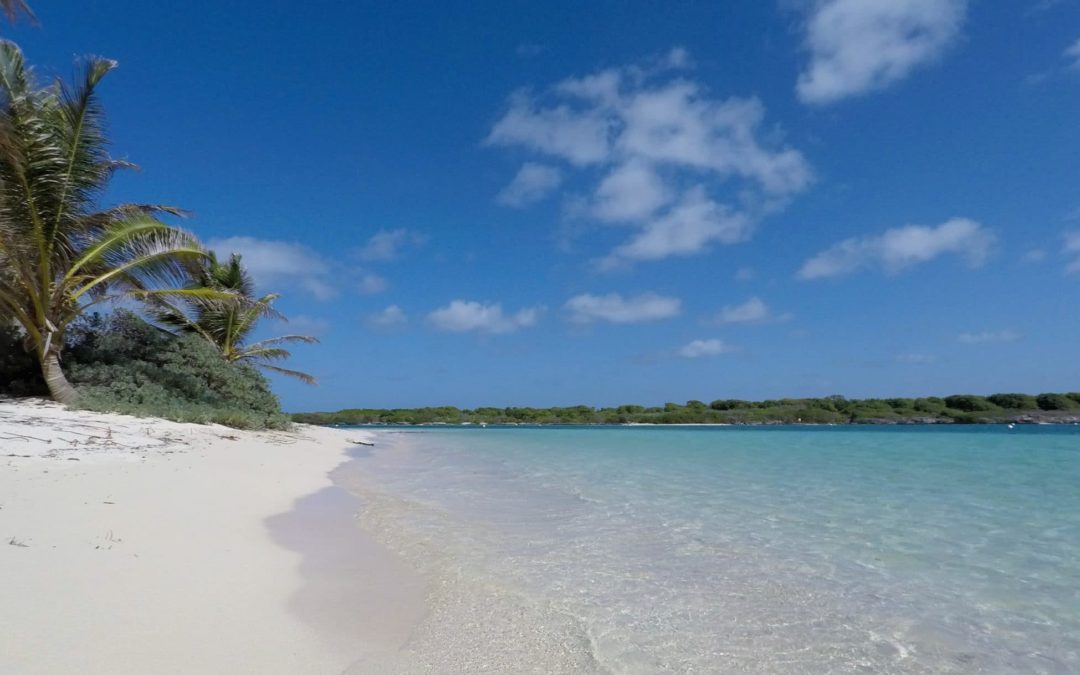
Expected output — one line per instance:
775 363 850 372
294 393 1080 426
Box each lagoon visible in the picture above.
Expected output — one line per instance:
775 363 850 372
339 425 1080 673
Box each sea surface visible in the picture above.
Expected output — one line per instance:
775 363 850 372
335 426 1080 674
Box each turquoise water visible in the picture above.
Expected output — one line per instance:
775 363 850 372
339 426 1080 673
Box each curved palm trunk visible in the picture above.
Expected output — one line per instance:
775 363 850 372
41 351 79 405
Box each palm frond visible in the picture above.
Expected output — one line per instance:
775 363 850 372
49 56 117 251
71 224 210 300
66 213 179 280
245 334 320 351
253 363 318 385
240 347 293 362
1 0 36 24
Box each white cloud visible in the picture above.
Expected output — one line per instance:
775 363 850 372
895 353 936 364
356 229 427 262
427 300 541 335
496 162 563 207
487 51 811 266
678 338 737 359
615 87 810 194
1065 231 1080 274
367 305 407 329
357 272 389 295
715 296 791 325
735 266 755 282
661 46 692 69
207 236 337 301
486 91 611 166
564 292 681 324
1021 248 1047 264
591 160 669 222
798 218 994 280
797 0 968 105
516 43 544 58
958 330 1023 344
1064 38 1080 70
598 187 752 269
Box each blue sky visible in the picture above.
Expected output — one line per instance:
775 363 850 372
9 0 1080 410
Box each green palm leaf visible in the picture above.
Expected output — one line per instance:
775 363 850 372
0 42 213 403
146 252 319 385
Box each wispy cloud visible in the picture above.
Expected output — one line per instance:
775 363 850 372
797 0 968 105
496 162 563 207
1065 38 1080 70
958 329 1023 344
714 296 792 325
564 292 681 324
596 188 753 270
799 218 994 280
427 300 542 334
487 49 811 267
207 236 337 301
1029 0 1066 14
367 305 407 330
895 353 936 364
356 228 427 262
357 272 389 295
678 338 738 359
516 43 544 58
1020 248 1047 264
1065 231 1080 274
590 158 669 223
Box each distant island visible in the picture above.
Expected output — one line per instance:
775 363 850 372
293 393 1080 426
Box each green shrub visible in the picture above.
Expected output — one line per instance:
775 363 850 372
987 393 1038 410
64 312 290 430
1035 393 1079 411
710 399 748 411
944 395 998 412
913 397 947 414
885 398 915 411
844 399 898 420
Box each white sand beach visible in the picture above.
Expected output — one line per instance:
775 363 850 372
0 399 423 674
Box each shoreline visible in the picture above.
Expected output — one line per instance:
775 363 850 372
317 417 1080 427
310 423 1080 672
328 432 607 673
6 400 1077 672
0 399 421 673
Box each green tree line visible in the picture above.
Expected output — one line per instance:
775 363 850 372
294 393 1080 426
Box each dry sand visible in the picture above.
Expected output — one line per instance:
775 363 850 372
0 398 424 674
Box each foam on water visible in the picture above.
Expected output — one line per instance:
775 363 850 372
335 426 1080 674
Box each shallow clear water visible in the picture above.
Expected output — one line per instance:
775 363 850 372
338 426 1080 674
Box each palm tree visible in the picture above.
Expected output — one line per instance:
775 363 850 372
153 253 319 384
0 42 217 403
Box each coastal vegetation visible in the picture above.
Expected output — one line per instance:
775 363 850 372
151 252 319 384
293 393 1080 426
0 42 310 428
1 311 291 429
0 44 213 403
